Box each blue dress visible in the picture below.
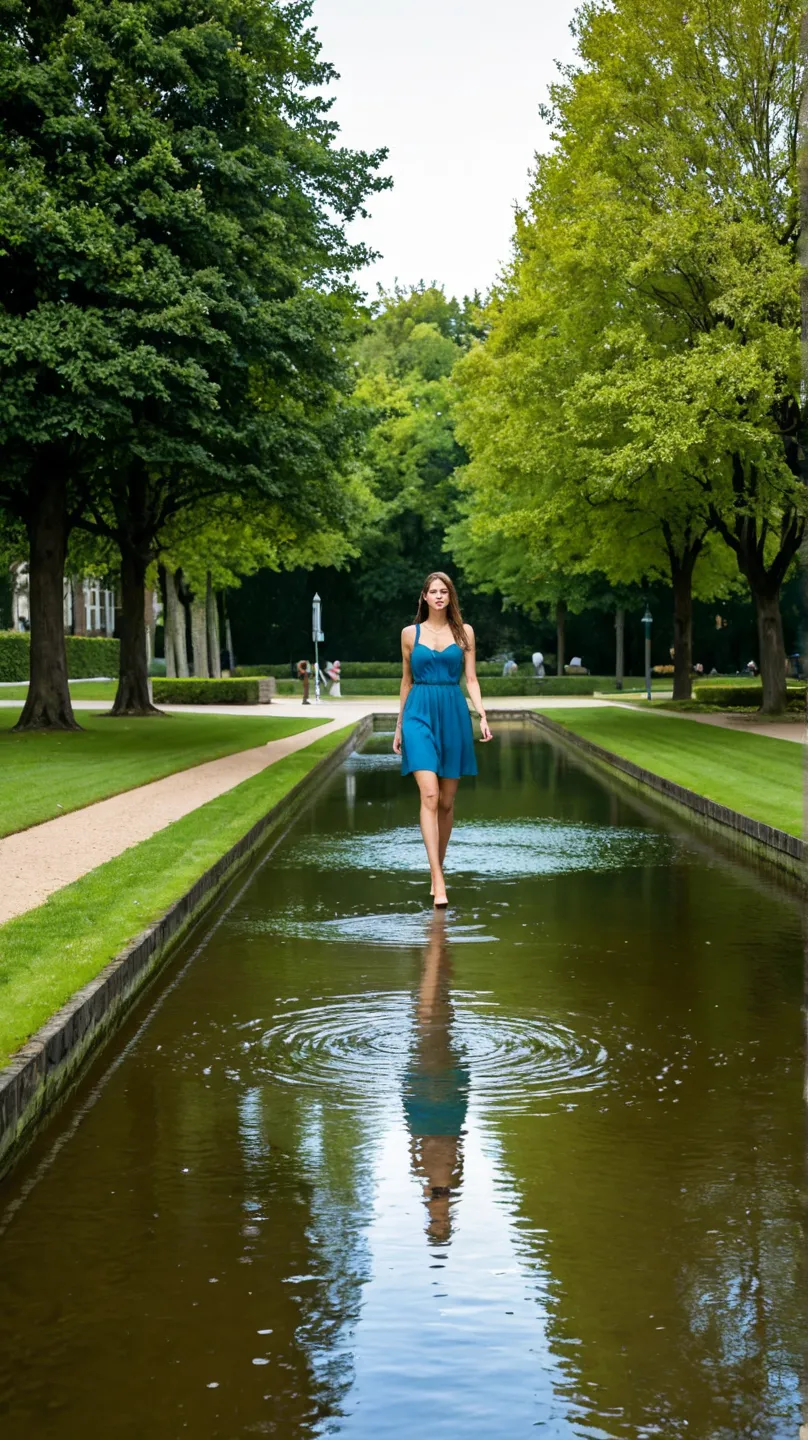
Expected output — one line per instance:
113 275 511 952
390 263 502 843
401 624 477 779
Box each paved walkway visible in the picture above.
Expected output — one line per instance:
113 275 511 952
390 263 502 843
0 696 621 927
0 716 346 927
1 691 800 929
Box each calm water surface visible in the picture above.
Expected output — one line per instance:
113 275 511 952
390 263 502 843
0 725 806 1438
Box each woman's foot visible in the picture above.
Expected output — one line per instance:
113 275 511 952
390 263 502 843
433 888 448 909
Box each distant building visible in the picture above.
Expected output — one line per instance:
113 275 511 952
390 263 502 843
9 564 117 637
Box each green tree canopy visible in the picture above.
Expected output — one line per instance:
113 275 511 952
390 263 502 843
0 0 387 723
451 0 805 709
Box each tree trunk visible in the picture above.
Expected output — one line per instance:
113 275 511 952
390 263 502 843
222 589 235 672
709 467 801 718
206 573 221 678
166 569 189 677
14 468 79 732
555 600 566 676
755 587 788 715
110 547 159 715
615 606 625 691
161 567 176 677
190 598 209 677
671 565 694 701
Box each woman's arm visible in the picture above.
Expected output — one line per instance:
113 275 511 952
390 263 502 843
393 625 415 755
463 626 492 741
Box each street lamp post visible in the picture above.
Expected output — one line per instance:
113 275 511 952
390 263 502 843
642 606 653 701
312 593 323 705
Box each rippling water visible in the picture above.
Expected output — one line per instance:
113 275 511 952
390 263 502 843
0 725 804 1440
256 990 608 1113
284 817 678 877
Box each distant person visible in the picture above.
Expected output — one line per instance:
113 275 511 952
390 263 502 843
744 659 759 676
297 658 311 704
393 572 492 909
502 657 518 678
532 651 545 677
324 659 342 697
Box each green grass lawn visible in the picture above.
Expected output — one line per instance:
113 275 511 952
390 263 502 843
0 725 352 1066
0 709 325 838
542 706 803 836
0 680 117 702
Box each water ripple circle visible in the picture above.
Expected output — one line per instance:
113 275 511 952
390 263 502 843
258 992 608 1113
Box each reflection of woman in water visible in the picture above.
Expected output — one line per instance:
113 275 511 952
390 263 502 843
393 572 492 908
403 911 469 1245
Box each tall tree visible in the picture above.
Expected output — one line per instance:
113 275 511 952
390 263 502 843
0 0 387 723
453 0 806 711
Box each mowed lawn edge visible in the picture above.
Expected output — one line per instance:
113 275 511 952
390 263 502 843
0 709 326 838
0 725 354 1067
540 706 803 837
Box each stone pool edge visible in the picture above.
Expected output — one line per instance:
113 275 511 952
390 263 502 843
0 715 373 1181
490 710 805 882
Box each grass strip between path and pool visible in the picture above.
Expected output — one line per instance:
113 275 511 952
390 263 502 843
542 707 802 837
0 724 354 1067
0 710 324 838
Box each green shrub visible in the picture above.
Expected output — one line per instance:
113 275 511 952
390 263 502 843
153 677 261 704
693 682 806 708
230 665 655 693
473 677 591 697
234 664 292 678
341 678 401 695
0 631 119 682
0 632 29 682
65 635 119 677
337 676 599 697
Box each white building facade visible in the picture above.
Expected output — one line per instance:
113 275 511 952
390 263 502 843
9 565 117 637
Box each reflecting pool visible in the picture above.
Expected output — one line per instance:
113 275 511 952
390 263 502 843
0 724 805 1438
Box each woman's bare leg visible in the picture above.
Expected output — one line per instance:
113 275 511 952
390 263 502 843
414 770 445 900
438 777 459 869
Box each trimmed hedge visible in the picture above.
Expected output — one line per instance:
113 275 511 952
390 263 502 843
693 682 806 709
0 633 28 682
0 631 120 682
236 662 649 687
67 635 119 677
335 677 601 697
471 677 591 697
153 677 262 705
234 664 290 678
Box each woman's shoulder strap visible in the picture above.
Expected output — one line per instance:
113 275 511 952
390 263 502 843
415 621 420 644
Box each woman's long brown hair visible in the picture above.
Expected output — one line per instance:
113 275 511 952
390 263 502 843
414 572 469 650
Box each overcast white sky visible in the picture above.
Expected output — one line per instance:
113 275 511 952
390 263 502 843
312 0 581 302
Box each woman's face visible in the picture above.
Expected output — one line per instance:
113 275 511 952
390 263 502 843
425 580 450 611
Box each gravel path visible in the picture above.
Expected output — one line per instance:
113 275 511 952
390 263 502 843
0 718 345 927
2 692 797 929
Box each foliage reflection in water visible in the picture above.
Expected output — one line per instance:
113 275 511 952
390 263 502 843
0 725 805 1440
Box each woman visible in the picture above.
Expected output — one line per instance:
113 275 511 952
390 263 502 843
393 572 492 907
